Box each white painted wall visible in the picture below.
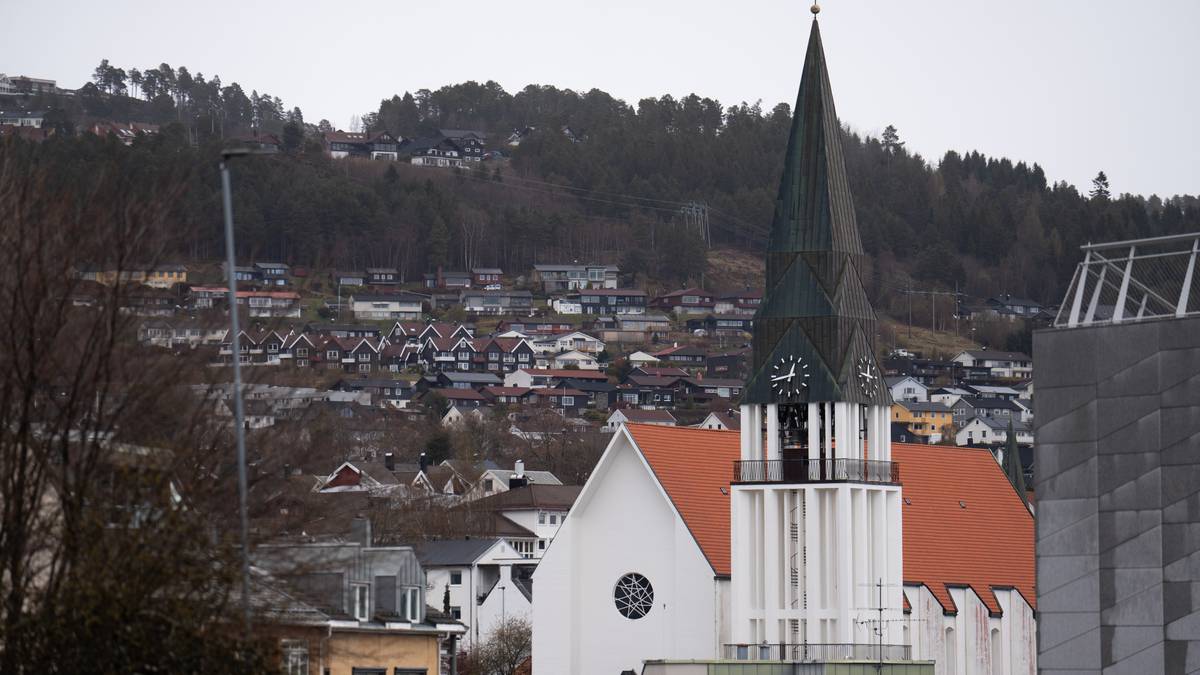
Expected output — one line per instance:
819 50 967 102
533 431 722 675
423 540 531 648
905 584 1036 675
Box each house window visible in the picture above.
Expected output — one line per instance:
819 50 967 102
538 512 546 524
327 350 339 360
560 396 574 407
450 570 463 586
449 606 462 620
357 352 370 362
483 478 494 491
296 347 308 357
239 355 250 364
281 639 308 675
538 540 546 550
353 583 370 621
400 587 420 622
358 363 371 373
549 514 557 525
509 540 535 558
518 353 529 362
268 343 279 353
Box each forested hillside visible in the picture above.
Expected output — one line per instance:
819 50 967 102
16 68 1200 309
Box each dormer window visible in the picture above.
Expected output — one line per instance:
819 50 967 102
352 583 370 622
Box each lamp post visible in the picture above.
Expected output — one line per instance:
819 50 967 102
219 146 274 626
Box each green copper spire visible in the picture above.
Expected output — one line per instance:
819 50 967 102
742 17 890 406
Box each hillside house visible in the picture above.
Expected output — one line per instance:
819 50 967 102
685 314 753 335
350 293 425 320
573 288 647 315
891 400 954 443
423 270 472 289
461 289 533 316
365 267 400 285
531 264 619 292
472 267 503 289
323 130 402 159
651 288 716 315
403 136 466 167
253 262 290 286
886 375 929 403
951 349 1033 379
951 396 1023 427
956 415 1034 447
603 408 677 431
713 289 763 314
438 129 487 162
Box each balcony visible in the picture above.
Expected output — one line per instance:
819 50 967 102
733 458 900 485
722 643 911 662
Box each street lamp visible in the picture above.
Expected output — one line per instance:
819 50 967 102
219 145 275 627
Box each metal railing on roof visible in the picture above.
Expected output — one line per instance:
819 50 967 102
1055 232 1200 328
721 642 912 662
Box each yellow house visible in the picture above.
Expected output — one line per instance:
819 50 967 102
78 264 187 288
891 400 954 441
144 264 188 288
255 523 466 675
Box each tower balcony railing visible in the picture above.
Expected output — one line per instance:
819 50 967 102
721 643 912 662
733 458 899 485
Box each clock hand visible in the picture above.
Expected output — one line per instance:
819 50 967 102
771 373 793 382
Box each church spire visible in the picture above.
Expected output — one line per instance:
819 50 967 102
742 12 888 406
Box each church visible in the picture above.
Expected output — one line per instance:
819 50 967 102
532 8 1036 675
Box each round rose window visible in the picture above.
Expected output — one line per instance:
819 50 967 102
613 573 654 619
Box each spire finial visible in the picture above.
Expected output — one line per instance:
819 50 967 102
810 1 820 16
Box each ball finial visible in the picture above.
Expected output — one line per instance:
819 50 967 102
810 1 820 15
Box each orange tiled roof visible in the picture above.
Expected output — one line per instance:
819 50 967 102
896 442 1035 615
625 424 738 577
620 427 1035 614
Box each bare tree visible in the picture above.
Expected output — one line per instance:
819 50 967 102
459 615 532 675
0 138 273 673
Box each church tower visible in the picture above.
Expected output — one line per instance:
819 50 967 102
730 9 903 653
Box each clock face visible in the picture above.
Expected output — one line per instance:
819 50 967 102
857 355 879 397
771 354 809 398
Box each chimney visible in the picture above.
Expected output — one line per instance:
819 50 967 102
350 517 372 547
384 452 395 471
437 266 444 288
509 459 528 489
419 452 429 473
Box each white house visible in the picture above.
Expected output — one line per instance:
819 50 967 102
530 331 606 355
886 375 929 402
550 298 582 315
465 461 563 501
951 350 1033 380
929 386 972 409
628 351 661 367
955 415 1034 447
415 539 533 648
532 425 1038 675
537 349 599 371
468 483 583 559
603 408 676 432
696 411 740 431
350 293 424 320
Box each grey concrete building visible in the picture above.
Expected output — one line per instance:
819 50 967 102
1035 232 1200 674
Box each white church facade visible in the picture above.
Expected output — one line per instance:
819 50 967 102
532 427 1036 675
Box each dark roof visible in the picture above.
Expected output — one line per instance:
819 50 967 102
440 372 503 384
470 484 583 511
960 350 1032 361
617 409 677 423
413 539 501 566
350 292 426 303
956 397 1022 411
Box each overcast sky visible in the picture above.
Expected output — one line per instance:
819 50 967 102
3 0 1197 197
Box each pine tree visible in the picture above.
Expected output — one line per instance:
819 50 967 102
1002 418 1027 505
1090 171 1111 200
881 124 905 154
